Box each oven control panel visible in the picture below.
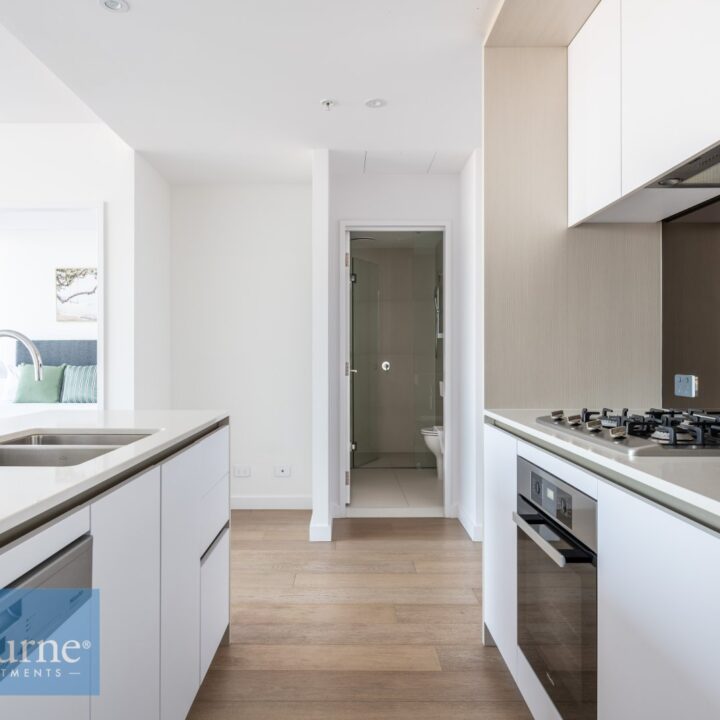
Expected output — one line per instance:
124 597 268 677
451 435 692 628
531 471 573 528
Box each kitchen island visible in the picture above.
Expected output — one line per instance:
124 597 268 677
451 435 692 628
0 409 230 720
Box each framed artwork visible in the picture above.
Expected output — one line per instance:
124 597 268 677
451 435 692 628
56 267 98 322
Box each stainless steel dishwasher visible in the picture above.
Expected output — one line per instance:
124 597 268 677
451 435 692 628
0 535 93 690
514 457 597 720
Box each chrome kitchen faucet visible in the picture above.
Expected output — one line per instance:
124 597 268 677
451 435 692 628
0 330 44 381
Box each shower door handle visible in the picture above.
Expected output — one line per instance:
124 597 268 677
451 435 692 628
381 361 391 372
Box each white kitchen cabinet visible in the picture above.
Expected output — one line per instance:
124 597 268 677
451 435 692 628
621 0 720 194
160 427 230 720
482 424 518 677
568 0 621 225
90 467 160 720
200 526 230 680
597 481 720 719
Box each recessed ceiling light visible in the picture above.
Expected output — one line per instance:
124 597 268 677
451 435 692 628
659 178 682 186
320 99 337 111
101 0 130 12
365 98 387 109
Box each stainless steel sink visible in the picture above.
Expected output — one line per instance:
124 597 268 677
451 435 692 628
0 446 115 467
0 432 151 447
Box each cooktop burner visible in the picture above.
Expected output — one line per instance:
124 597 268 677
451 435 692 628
536 408 720 456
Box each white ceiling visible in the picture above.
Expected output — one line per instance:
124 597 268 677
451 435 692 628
0 23 96 123
0 0 501 183
331 149 473 175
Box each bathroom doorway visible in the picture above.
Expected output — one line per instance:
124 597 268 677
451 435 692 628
344 230 445 517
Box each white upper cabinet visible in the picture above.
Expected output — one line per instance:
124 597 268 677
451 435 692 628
569 0 720 223
621 0 720 195
568 0 621 225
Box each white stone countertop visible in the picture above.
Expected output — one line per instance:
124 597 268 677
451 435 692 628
486 409 720 532
0 409 229 544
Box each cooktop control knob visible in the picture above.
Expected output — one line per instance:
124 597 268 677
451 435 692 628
586 419 602 432
551 410 564 421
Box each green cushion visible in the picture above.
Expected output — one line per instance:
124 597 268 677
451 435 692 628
14 364 66 403
61 365 97 404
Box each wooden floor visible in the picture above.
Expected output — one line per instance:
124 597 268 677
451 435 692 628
189 510 530 720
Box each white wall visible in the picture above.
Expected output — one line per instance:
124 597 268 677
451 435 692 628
133 154 172 409
0 123 135 408
311 150 332 539
0 216 97 346
459 150 483 540
0 209 98 401
171 183 313 509
322 161 466 524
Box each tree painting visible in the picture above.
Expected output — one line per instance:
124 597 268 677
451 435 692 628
56 267 98 322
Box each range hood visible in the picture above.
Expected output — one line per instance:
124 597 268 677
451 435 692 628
649 144 720 188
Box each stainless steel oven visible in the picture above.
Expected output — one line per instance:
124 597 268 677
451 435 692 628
515 457 597 720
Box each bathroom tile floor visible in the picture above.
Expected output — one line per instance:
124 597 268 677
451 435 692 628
359 453 419 468
347 468 443 518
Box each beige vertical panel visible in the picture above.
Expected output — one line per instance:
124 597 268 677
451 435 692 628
484 47 662 409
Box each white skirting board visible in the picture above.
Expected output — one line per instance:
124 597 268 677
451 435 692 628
345 506 444 518
459 509 483 542
230 495 312 510
309 515 333 542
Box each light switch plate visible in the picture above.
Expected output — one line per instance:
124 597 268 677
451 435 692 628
233 465 251 478
674 374 699 398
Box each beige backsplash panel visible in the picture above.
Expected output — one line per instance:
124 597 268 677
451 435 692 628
484 47 662 409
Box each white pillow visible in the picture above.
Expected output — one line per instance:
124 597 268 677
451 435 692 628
0 363 19 404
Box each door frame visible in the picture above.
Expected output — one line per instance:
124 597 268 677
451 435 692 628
0 202 106 409
337 220 455 518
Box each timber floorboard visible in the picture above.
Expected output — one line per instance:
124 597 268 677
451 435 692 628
189 511 530 720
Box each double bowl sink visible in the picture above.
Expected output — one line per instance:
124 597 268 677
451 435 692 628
0 431 152 466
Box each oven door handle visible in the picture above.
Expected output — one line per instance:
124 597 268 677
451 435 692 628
512 511 567 568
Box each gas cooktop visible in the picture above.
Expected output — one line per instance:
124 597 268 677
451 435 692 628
536 408 720 457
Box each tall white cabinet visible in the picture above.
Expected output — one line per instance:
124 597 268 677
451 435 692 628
482 424 518 676
597 482 720 720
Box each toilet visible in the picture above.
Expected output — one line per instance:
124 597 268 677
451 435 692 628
421 426 444 481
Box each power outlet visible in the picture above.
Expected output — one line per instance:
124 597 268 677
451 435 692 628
274 465 292 478
674 374 699 398
233 465 252 478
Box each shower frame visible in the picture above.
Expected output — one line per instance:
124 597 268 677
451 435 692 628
337 221 454 518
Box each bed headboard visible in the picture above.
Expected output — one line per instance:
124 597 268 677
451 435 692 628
16 340 97 367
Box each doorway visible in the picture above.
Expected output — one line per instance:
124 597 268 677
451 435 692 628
345 230 445 517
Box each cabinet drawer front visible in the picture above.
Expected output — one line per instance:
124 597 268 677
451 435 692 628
200 526 230 680
163 425 229 499
0 508 90 587
199 473 230 555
